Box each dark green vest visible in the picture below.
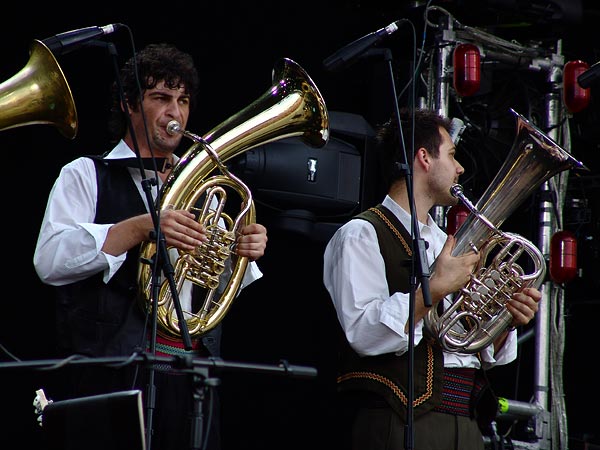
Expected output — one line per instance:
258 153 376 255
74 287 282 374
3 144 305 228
336 204 444 421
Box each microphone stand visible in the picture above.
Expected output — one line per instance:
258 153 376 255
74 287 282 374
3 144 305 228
100 41 193 450
369 47 432 450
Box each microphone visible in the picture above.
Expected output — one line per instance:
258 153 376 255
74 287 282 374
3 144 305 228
449 118 466 145
323 20 404 72
41 24 122 56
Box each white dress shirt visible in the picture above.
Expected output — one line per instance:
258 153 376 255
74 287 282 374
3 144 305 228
34 140 263 312
323 194 517 369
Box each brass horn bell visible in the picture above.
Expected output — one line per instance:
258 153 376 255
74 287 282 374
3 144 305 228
0 40 78 139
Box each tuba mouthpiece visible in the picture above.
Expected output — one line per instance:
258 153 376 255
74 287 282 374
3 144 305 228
166 120 181 136
450 184 463 198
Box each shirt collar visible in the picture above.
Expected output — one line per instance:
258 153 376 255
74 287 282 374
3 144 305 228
382 195 437 234
104 140 180 165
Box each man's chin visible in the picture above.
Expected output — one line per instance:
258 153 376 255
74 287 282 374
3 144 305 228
443 196 460 207
155 135 181 154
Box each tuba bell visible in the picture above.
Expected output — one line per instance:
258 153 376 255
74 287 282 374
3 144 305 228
0 40 77 139
424 108 586 354
137 57 329 339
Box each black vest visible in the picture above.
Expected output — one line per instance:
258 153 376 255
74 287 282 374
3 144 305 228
336 204 444 420
53 158 150 357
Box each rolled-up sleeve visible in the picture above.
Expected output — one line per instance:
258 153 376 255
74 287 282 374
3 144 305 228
33 158 126 286
323 219 422 357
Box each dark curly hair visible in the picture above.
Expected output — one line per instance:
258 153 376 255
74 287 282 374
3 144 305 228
107 43 200 143
376 108 452 189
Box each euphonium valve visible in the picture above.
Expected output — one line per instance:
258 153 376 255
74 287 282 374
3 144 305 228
428 184 546 353
424 108 586 354
137 58 329 339
163 119 253 311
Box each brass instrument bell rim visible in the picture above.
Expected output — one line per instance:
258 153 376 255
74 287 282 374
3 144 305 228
32 40 78 139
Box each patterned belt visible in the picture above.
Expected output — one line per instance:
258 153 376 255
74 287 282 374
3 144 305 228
150 334 204 358
433 367 476 417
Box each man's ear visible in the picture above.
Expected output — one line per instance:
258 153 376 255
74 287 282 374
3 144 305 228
121 97 138 114
415 147 430 170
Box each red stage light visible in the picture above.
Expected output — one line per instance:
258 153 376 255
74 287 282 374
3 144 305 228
446 203 470 235
453 43 481 97
563 60 590 113
550 230 578 284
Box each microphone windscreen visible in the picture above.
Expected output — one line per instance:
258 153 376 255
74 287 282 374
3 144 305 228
449 117 466 145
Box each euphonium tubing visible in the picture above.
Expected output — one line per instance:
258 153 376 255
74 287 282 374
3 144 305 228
137 58 329 339
424 108 586 354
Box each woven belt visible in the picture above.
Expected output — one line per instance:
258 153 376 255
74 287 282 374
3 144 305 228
150 334 204 358
433 367 476 417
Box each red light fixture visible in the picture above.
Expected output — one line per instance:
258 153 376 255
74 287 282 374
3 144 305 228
549 230 578 284
446 203 470 235
563 60 590 113
453 43 481 97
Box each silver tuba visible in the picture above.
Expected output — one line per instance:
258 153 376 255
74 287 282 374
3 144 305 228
424 108 585 354
137 58 329 339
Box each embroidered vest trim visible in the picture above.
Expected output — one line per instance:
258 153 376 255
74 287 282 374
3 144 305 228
336 204 444 420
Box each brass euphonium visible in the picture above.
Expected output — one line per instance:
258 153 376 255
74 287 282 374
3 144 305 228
424 108 586 354
137 58 329 339
0 40 77 138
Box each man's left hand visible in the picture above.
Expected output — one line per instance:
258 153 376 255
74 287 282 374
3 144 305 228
507 287 542 328
235 223 268 261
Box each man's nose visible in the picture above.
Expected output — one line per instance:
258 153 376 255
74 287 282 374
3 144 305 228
166 100 183 118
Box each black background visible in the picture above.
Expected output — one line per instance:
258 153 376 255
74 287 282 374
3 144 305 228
1 1 599 449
